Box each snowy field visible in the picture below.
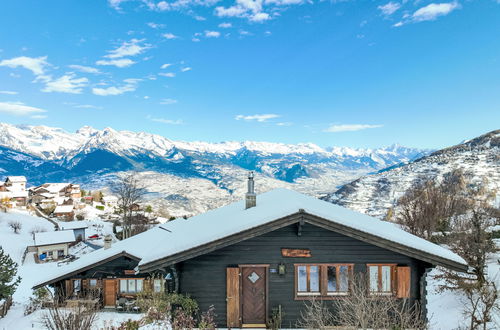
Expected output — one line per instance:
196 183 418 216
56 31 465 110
0 210 499 329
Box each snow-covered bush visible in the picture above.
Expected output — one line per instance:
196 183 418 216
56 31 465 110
8 220 21 234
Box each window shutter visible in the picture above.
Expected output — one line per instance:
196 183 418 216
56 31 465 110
65 279 73 298
396 266 411 298
226 267 240 328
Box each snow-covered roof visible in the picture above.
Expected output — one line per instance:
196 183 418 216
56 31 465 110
54 205 74 214
5 187 28 198
139 188 467 268
6 176 26 182
35 183 70 194
33 188 467 288
102 195 118 202
33 230 76 246
59 221 88 230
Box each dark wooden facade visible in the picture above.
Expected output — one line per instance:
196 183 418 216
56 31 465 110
177 222 430 327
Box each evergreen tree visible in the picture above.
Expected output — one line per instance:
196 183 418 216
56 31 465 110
0 246 21 300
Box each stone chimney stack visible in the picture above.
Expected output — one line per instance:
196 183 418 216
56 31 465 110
104 235 112 250
245 171 256 209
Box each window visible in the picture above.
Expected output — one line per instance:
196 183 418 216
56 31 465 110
297 265 320 296
295 264 353 299
368 264 395 295
58 250 64 257
73 279 81 294
153 279 164 293
120 279 144 294
89 279 97 287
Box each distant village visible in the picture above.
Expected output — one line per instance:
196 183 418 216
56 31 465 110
0 175 141 264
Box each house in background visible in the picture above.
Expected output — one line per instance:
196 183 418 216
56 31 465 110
59 221 88 241
34 175 467 326
53 204 75 221
32 231 76 262
102 195 118 209
0 176 28 207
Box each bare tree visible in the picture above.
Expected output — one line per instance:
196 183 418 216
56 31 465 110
9 220 22 234
41 301 98 330
393 170 472 240
111 172 146 239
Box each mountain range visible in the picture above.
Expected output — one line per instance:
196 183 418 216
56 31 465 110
324 129 500 218
0 123 426 216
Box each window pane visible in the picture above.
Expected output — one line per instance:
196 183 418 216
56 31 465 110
369 266 379 292
90 279 97 287
310 266 319 292
297 266 307 292
128 279 136 293
381 266 391 292
339 266 349 292
154 279 162 292
136 280 143 292
73 280 81 293
327 266 337 292
120 280 127 293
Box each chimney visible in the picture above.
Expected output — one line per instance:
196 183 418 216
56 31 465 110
245 171 256 209
104 235 112 249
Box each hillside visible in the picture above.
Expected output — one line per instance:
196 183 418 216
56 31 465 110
325 130 500 218
0 123 427 216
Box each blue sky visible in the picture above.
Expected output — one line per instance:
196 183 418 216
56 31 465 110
0 0 498 149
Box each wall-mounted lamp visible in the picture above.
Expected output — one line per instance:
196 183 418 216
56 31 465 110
278 262 286 275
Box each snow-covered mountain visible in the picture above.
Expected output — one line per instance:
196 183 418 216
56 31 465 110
0 122 427 216
324 129 500 219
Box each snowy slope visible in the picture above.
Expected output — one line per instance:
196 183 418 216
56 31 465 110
325 129 500 218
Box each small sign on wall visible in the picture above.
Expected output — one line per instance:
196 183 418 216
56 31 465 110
281 248 311 258
124 270 135 275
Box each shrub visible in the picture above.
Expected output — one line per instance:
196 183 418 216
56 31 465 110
8 220 22 234
267 305 284 330
95 205 105 211
29 226 46 236
40 298 98 330
198 305 216 330
171 308 196 330
24 287 50 315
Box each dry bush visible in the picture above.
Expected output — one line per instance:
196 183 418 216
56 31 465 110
8 220 22 234
297 274 427 330
29 226 47 236
41 302 98 330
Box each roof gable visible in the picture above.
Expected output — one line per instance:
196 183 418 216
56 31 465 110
138 189 467 271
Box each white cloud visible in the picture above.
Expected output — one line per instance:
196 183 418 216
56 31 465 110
159 72 176 77
148 115 183 125
0 90 18 95
250 12 270 22
160 63 172 69
378 2 401 16
163 33 179 39
108 0 128 10
96 58 135 68
180 67 192 72
68 64 101 74
323 124 383 133
218 22 232 28
0 56 49 75
105 39 150 58
205 30 221 38
412 2 460 22
192 38 201 42
147 22 165 29
92 78 139 96
73 104 103 109
31 114 47 119
160 98 178 105
235 113 280 122
42 73 89 94
395 2 460 26
0 101 46 116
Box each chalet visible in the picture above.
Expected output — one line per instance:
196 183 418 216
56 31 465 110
33 175 467 327
59 221 88 241
1 176 28 207
31 183 81 205
33 231 76 262
53 204 75 221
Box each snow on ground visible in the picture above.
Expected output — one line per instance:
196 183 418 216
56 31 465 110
427 241 500 329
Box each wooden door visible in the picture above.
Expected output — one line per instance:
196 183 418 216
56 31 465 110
241 266 267 326
103 279 116 307
226 268 240 328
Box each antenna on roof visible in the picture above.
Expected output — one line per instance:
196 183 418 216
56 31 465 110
245 171 256 209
